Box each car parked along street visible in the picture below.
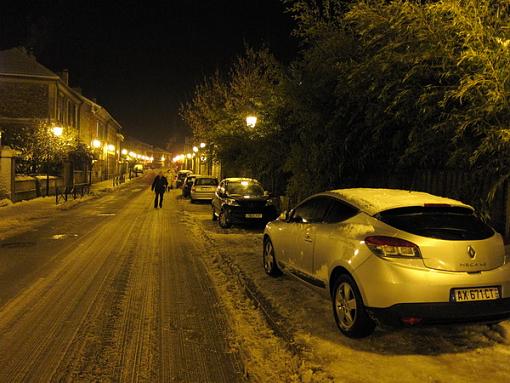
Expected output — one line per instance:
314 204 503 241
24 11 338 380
190 176 219 202
262 188 510 338
211 178 278 228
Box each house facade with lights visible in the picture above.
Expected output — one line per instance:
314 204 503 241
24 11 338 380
79 98 124 182
0 47 123 187
0 47 81 138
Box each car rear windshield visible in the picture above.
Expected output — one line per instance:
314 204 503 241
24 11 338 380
376 206 494 240
195 178 218 186
227 182 264 197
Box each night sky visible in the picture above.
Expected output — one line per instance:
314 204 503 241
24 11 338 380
1 1 297 148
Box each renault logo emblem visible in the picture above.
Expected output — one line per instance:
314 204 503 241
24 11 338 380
467 245 476 259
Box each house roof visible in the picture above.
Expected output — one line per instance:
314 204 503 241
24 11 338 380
0 47 59 79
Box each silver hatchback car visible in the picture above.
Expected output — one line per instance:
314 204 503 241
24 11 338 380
263 188 510 338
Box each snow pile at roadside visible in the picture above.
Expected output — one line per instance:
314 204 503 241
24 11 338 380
182 209 334 382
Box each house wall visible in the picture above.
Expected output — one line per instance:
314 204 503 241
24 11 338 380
0 78 49 120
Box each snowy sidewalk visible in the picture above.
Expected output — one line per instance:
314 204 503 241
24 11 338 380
0 175 145 241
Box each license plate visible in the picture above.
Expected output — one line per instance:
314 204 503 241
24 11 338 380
245 213 263 218
451 287 500 302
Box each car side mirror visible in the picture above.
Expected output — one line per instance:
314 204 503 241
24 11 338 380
291 214 304 223
279 210 289 221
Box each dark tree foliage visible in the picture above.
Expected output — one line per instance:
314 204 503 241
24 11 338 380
2 122 92 175
181 47 293 194
182 0 510 209
284 0 510 202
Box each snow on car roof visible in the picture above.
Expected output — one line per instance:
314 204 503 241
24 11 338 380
329 188 472 215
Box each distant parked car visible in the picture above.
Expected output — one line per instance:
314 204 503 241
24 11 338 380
133 163 143 175
190 176 219 202
211 178 278 228
263 188 510 338
182 174 198 198
175 169 192 189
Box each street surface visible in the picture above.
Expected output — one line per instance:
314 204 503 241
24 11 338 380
1 174 510 383
0 176 245 382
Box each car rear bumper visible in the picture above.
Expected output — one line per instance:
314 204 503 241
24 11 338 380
354 255 510 307
368 298 510 326
190 191 215 200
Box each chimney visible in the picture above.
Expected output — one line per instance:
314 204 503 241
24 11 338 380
61 69 69 85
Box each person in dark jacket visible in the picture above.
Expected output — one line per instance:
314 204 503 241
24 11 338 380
151 171 169 208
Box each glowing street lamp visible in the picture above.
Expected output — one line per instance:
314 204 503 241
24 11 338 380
121 149 128 155
192 146 199 153
51 126 63 137
246 115 257 128
92 139 102 149
107 144 115 152
200 142 206 148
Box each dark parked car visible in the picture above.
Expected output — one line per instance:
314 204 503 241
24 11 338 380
211 178 278 228
175 169 192 188
182 174 197 198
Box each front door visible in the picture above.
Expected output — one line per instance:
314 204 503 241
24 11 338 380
286 196 331 276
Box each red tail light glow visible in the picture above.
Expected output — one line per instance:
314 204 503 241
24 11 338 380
365 236 421 258
401 317 423 326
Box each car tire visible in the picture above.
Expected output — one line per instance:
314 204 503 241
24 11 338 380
332 274 375 338
263 238 282 277
219 209 231 228
212 207 217 221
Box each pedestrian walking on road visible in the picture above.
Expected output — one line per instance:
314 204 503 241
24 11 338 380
151 171 168 208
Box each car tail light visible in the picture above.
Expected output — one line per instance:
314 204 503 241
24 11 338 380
365 236 421 258
401 317 422 326
191 187 196 192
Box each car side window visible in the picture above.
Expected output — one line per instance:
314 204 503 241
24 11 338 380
292 197 331 223
323 199 358 223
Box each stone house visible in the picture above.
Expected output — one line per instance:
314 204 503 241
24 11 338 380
0 47 124 196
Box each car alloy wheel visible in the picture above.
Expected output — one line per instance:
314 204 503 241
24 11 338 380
332 274 375 338
219 209 231 228
263 238 282 277
335 282 357 329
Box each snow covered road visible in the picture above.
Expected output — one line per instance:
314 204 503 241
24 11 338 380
0 177 245 382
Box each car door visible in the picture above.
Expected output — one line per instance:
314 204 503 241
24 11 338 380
312 198 360 284
285 196 331 277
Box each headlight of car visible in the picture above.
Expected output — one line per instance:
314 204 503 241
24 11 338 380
225 198 240 206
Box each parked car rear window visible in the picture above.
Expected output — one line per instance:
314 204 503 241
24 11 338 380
376 206 494 240
195 178 218 186
227 182 264 196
